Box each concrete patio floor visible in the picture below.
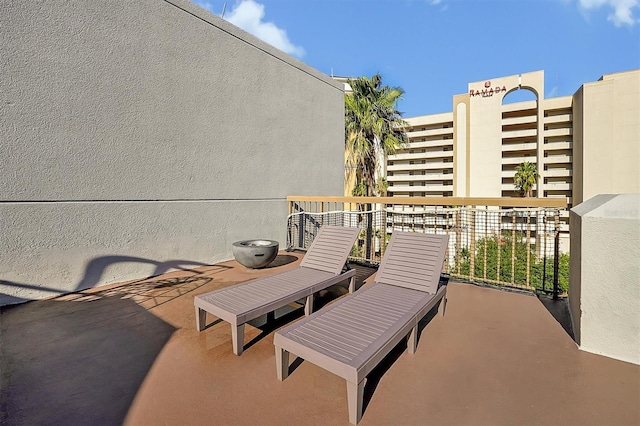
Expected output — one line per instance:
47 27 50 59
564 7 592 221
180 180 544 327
1 252 639 426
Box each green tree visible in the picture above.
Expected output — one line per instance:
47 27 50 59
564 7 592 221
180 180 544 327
514 161 539 197
345 74 408 196
375 177 389 196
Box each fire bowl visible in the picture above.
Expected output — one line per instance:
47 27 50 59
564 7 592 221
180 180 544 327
232 239 279 269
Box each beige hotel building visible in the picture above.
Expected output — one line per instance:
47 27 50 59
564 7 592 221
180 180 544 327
385 69 639 209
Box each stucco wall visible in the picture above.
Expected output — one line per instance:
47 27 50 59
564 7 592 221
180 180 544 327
569 194 640 365
465 71 543 198
0 0 345 305
572 71 640 205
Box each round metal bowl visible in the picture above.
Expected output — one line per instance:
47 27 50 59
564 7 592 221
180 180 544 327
232 239 279 269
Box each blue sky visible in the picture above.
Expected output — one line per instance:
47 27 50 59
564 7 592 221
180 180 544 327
192 0 639 117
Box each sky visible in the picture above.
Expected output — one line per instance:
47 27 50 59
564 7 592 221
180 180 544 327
191 0 640 117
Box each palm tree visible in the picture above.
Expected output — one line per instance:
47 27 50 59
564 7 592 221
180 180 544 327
514 161 539 197
345 74 408 196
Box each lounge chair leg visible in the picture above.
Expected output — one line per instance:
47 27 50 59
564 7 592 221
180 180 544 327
347 379 365 425
232 324 245 356
304 294 314 316
348 276 356 293
439 297 447 316
275 346 290 380
195 306 207 331
408 325 418 354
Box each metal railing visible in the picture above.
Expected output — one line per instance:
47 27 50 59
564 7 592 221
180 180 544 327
287 196 568 298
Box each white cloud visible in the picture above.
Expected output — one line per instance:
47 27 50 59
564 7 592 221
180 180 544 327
428 0 448 11
225 0 305 57
578 0 639 26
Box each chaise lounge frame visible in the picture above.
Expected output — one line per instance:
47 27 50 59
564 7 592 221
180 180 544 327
194 225 359 355
274 231 449 424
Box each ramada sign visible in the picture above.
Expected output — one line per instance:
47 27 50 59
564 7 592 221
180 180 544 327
470 81 507 98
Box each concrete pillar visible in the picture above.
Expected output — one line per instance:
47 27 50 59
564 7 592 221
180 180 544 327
569 194 640 365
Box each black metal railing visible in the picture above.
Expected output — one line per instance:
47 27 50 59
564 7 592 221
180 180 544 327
287 196 568 298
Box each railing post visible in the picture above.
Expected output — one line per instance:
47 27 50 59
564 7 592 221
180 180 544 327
382 204 387 257
526 210 531 289
511 211 516 285
542 213 548 293
470 208 476 280
298 213 305 250
366 209 373 262
455 210 461 275
553 210 560 300
483 206 488 281
496 208 502 284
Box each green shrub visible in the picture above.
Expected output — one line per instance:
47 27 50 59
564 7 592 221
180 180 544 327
454 233 569 293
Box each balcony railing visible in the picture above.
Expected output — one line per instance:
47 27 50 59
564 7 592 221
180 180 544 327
287 196 568 298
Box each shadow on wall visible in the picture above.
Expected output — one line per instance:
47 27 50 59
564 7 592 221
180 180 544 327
0 255 215 305
0 294 176 425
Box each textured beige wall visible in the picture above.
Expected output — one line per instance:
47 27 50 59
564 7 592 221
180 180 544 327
466 72 543 197
453 96 468 196
569 194 640 365
573 71 640 204
0 0 344 304
572 87 585 205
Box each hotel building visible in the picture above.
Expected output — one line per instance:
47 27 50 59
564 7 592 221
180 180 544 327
386 69 639 207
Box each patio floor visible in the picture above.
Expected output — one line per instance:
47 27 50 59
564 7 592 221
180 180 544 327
1 252 638 426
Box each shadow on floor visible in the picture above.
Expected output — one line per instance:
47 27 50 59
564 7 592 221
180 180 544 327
361 300 442 414
0 295 176 426
263 255 298 269
537 295 575 340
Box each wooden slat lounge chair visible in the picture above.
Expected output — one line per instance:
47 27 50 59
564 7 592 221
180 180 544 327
274 231 449 424
194 225 359 355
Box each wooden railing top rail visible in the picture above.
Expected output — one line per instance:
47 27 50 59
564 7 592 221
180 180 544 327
287 196 568 209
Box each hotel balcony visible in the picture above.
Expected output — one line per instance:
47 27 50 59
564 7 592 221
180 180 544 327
543 168 572 178
544 141 573 151
387 173 452 182
502 100 537 114
502 115 537 126
388 150 453 162
387 163 431 171
500 182 571 192
544 113 572 124
501 155 538 165
405 112 453 128
402 139 454 150
543 128 572 138
501 128 537 139
501 141 537 153
388 184 454 193
405 127 454 139
2 256 638 426
388 160 453 171
544 154 573 164
543 182 572 191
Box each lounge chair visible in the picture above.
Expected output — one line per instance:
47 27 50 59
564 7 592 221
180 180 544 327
274 231 449 424
194 225 359 355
